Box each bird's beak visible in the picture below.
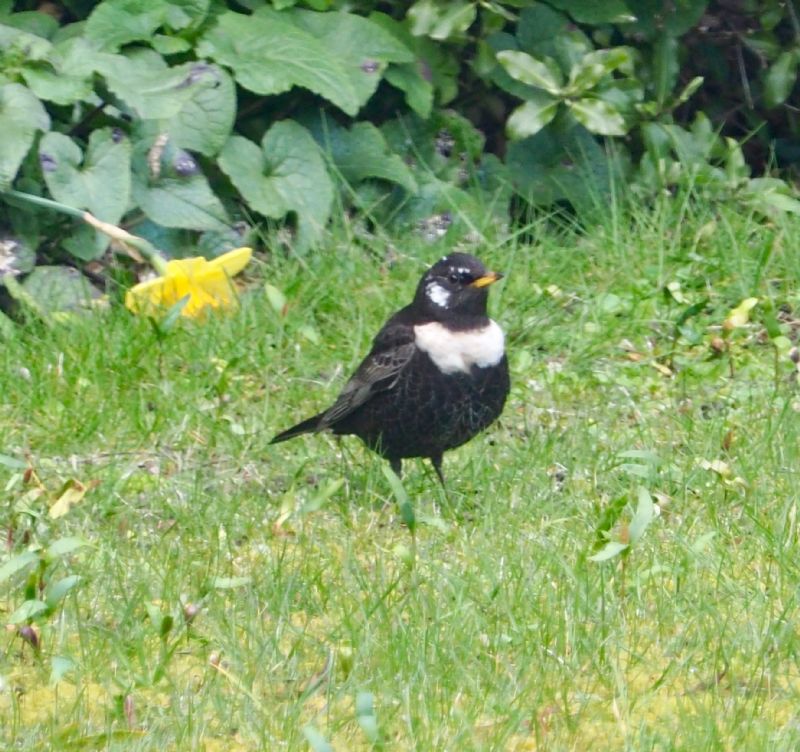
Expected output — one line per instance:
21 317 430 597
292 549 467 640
471 271 503 288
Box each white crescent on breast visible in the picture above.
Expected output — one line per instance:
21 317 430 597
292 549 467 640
413 320 505 375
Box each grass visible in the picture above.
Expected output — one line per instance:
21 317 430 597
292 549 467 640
1 196 800 750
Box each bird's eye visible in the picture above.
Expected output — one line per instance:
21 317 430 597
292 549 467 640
448 270 473 285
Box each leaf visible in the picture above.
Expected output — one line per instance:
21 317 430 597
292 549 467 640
506 122 615 214
45 575 82 609
724 297 759 329
21 37 97 106
496 50 563 94
355 691 380 743
0 453 28 469
9 599 48 623
545 0 635 24
628 487 655 545
287 9 414 109
21 267 104 312
382 465 415 533
0 83 51 187
39 129 132 256
764 51 797 108
47 537 91 558
300 478 345 514
134 63 236 158
85 0 209 52
50 656 75 685
218 121 334 251
567 47 635 94
131 139 230 232
0 551 39 584
50 479 91 518
97 50 221 121
506 95 560 139
384 63 434 118
407 0 476 41
198 10 360 115
588 540 628 562
303 725 333 752
264 284 287 314
568 97 627 136
314 121 417 192
212 576 252 589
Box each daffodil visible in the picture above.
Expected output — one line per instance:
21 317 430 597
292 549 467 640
125 246 253 319
2 190 254 321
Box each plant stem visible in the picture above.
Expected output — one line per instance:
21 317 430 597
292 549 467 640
2 190 168 275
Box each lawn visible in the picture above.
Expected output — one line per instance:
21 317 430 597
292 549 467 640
2 197 800 750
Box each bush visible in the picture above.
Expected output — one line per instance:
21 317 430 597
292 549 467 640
1 0 800 311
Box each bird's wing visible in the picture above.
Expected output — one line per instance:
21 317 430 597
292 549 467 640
319 322 416 428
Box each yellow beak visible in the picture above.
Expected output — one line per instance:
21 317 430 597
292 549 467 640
471 271 503 288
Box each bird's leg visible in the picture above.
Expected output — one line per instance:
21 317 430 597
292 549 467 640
430 453 446 487
390 457 403 477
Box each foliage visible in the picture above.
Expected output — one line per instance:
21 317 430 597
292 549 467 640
2 0 800 313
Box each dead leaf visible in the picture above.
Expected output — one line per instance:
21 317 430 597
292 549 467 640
49 478 98 518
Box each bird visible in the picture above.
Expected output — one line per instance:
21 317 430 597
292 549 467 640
270 253 509 484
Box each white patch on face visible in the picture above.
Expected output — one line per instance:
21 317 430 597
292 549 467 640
414 320 505 375
425 281 451 308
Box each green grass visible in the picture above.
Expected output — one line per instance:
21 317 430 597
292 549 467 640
2 197 800 750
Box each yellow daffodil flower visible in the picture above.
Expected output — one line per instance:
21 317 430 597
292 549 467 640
125 246 253 319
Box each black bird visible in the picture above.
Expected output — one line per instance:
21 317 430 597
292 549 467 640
270 253 509 484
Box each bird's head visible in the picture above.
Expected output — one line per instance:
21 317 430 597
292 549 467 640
414 253 503 322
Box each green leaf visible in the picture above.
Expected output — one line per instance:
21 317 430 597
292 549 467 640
628 487 655 544
588 540 628 562
407 0 476 41
264 284 287 314
0 550 39 583
355 691 380 743
567 47 634 95
496 50 563 94
45 575 82 609
50 656 75 685
47 537 90 558
546 0 635 24
382 465 415 533
764 51 798 108
21 266 104 312
568 97 627 136
303 725 333 752
134 64 236 157
39 128 131 255
97 50 222 121
506 122 615 215
212 576 252 589
384 63 434 117
370 13 435 116
132 140 230 232
506 95 560 139
314 121 417 192
9 599 48 623
85 0 210 52
218 121 334 251
198 10 361 115
287 9 414 109
652 34 679 107
0 453 28 469
300 478 345 514
21 37 97 106
0 83 51 187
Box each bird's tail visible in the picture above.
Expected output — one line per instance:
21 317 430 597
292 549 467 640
269 412 326 444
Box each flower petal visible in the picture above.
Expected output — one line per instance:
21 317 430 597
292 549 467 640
207 246 253 277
